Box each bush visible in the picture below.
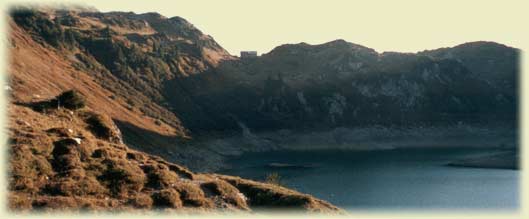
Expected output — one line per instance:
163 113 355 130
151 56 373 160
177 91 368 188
142 165 179 189
265 172 282 186
128 194 153 209
151 189 182 208
30 90 85 112
82 112 121 143
98 161 145 197
56 90 86 110
200 180 247 209
174 182 211 207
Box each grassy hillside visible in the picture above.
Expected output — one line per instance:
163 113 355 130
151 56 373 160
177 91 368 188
7 91 342 213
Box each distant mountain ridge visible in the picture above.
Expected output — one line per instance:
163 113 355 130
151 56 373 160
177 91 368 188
169 40 519 133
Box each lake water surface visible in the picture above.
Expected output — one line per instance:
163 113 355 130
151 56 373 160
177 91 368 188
220 148 519 210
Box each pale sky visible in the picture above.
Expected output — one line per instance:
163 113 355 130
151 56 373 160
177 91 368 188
8 0 529 55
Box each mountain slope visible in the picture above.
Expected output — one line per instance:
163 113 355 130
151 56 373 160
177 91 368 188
9 7 235 134
8 9 185 137
8 7 239 170
7 93 341 213
167 40 519 133
8 7 519 171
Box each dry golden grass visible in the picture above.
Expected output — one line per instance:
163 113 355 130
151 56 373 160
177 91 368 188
215 175 344 213
7 98 342 213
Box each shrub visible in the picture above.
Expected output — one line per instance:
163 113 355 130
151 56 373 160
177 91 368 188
98 161 145 197
82 112 121 143
52 154 81 173
167 164 194 180
151 189 182 208
200 180 247 209
56 90 86 110
174 182 211 207
99 168 129 195
128 194 153 209
44 177 106 197
52 138 79 157
142 165 179 189
31 90 86 112
219 175 310 208
265 172 282 186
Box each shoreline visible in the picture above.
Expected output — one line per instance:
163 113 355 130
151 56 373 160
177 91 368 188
119 124 521 210
151 125 518 172
216 147 519 173
445 151 519 170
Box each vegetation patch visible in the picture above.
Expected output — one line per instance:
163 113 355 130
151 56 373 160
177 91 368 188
7 98 340 212
55 90 86 110
30 90 86 112
200 180 248 209
265 172 283 186
127 194 153 209
97 160 145 197
174 182 212 207
82 112 121 143
216 175 341 212
142 164 179 189
151 189 182 208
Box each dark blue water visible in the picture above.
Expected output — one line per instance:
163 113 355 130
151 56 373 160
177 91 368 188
220 148 519 210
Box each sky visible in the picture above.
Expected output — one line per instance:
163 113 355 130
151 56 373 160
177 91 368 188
7 0 529 56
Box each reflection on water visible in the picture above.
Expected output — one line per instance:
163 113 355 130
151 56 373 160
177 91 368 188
220 148 519 210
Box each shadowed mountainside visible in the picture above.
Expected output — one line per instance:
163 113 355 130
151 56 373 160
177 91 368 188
168 40 519 134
